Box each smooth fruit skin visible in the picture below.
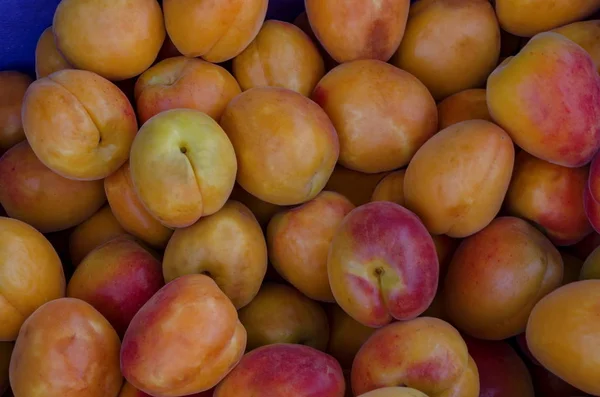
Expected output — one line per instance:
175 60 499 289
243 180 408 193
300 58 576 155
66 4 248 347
238 283 329 351
35 26 70 79
0 217 65 341
162 200 267 309
312 60 437 173
9 298 122 397
0 141 106 233
437 89 492 130
305 0 410 63
135 57 241 124
526 280 600 395
163 0 268 62
328 201 439 327
104 162 174 248
553 20 600 74
220 87 339 206
121 275 246 397
233 20 325 97
53 0 165 81
22 69 138 181
357 387 428 397
267 191 355 302
495 0 600 37
326 304 376 370
444 217 563 340
403 120 515 238
505 151 592 246
392 0 500 101
129 109 237 228
371 170 406 206
214 343 345 397
487 32 600 168
0 71 32 154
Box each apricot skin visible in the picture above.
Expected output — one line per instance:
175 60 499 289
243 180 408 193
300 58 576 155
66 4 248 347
437 89 492 130
35 27 70 79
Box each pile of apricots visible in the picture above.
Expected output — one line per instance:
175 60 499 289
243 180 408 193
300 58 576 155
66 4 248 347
2 0 600 396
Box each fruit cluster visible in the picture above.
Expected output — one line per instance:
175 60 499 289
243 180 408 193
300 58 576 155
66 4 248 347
1 0 600 396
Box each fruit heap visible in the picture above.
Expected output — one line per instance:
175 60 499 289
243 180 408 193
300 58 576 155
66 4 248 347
1 0 600 396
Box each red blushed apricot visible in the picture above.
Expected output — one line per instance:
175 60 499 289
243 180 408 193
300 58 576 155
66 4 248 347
67 237 164 337
22 69 138 181
371 170 405 205
328 201 439 327
437 89 492 130
53 0 165 81
326 166 388 207
9 298 122 397
135 57 241 124
352 317 479 397
0 217 65 341
163 0 268 62
162 200 267 309
220 87 339 206
69 205 129 266
312 60 437 173
267 191 355 302
527 280 600 395
35 27 71 79
104 162 173 248
553 20 600 74
238 283 329 351
464 336 534 397
305 0 410 63
233 20 325 97
487 32 600 168
444 217 563 340
327 304 376 370
229 184 285 228
119 381 213 397
0 141 106 233
392 0 500 101
506 151 592 246
0 342 13 395
0 71 32 154
121 275 246 396
403 120 515 238
214 343 345 397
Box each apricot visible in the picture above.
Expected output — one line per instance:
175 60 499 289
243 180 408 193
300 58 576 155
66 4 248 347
527 280 600 395
34 27 70 78
220 87 338 206
53 0 165 81
0 342 12 395
214 343 345 397
69 205 128 265
487 32 600 168
22 69 138 180
0 141 106 233
238 283 329 351
267 191 355 302
67 237 164 336
403 120 515 238
328 201 439 327
130 109 237 228
162 200 267 309
104 162 173 248
163 0 268 62
392 0 500 101
326 166 388 206
358 388 428 397
233 20 325 96
135 57 241 124
119 381 213 397
305 0 410 63
505 151 592 246
9 298 122 397
327 304 376 370
444 217 563 340
371 170 405 205
495 0 600 37
0 217 65 340
121 274 246 396
553 20 600 74
0 71 32 154
437 89 492 130
292 11 339 72
352 317 479 397
312 60 436 173
464 336 534 397
229 184 284 228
